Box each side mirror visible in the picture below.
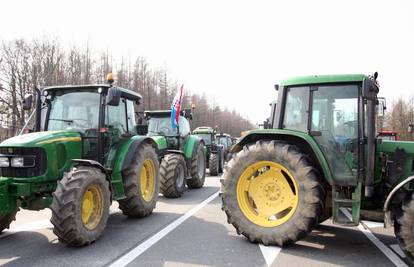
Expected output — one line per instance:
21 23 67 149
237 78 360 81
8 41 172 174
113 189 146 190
106 87 121 106
409 124 414 134
377 98 386 117
22 94 33 110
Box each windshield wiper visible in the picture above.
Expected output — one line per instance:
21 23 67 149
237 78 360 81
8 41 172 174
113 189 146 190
49 118 74 123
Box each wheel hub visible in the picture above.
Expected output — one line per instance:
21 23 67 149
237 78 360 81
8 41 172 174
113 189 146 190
237 161 299 227
81 185 103 230
140 159 156 202
262 182 281 202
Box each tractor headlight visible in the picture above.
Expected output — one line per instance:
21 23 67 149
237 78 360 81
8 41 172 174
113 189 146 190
11 157 24 168
0 157 9 167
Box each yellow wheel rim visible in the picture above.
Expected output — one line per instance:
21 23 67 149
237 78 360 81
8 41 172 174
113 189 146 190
140 159 156 202
81 184 104 230
236 161 299 227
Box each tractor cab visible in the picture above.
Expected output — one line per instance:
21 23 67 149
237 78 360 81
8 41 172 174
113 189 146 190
145 110 192 150
34 84 142 166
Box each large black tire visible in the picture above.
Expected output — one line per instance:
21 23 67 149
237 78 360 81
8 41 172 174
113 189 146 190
118 143 159 218
0 210 17 233
209 153 219 176
221 140 325 246
187 142 206 188
394 193 414 263
51 166 110 246
218 150 224 174
160 154 187 198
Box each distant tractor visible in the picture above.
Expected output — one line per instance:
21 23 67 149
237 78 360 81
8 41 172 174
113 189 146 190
193 126 224 176
0 75 160 246
216 133 234 162
378 131 398 141
145 110 206 198
221 73 414 262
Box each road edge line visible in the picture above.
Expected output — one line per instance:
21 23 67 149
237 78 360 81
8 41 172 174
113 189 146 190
109 191 220 267
340 208 407 267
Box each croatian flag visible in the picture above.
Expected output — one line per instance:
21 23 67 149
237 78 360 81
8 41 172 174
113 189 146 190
171 84 184 129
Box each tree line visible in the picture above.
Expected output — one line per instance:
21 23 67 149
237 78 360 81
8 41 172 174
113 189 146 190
0 37 253 141
381 97 414 141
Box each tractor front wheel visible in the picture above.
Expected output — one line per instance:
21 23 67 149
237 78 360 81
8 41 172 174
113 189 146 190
0 210 17 233
209 153 219 176
221 140 325 246
160 154 187 198
51 166 110 246
118 143 159 218
394 193 414 263
187 142 206 188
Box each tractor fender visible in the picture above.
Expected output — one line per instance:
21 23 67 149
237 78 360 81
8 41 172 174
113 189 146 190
184 135 205 159
72 159 108 175
120 136 158 171
230 129 334 185
383 175 414 228
109 136 157 200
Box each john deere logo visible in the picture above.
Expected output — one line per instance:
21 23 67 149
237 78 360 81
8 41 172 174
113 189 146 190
8 148 13 154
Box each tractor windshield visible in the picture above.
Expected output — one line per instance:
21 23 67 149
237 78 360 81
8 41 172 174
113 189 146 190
46 91 100 132
147 116 189 137
195 134 212 145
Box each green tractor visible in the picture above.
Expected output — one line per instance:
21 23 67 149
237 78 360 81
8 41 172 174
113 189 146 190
216 133 234 162
0 77 160 246
193 126 225 176
145 110 206 198
221 73 414 261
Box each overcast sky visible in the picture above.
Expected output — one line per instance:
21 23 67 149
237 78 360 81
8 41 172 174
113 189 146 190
1 0 413 123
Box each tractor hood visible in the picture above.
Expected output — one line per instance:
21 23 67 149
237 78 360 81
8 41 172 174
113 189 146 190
0 131 82 148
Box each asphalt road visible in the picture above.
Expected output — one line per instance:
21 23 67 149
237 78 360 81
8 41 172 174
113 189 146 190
0 174 410 267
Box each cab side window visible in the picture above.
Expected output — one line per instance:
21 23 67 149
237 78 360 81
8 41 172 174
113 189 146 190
126 100 137 134
178 117 190 136
283 86 309 132
107 98 128 135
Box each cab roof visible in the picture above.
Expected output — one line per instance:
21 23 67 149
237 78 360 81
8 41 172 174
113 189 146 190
43 84 142 102
193 126 215 134
280 74 366 87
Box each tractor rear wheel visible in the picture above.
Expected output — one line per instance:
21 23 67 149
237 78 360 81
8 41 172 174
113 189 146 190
394 193 414 263
209 153 219 176
187 142 206 188
221 140 325 246
51 166 110 246
118 143 159 218
160 154 187 198
0 210 17 233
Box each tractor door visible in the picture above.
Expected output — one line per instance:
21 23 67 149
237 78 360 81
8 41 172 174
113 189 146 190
104 98 130 165
310 84 359 185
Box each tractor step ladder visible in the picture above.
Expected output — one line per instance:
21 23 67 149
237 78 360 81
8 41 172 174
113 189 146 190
332 183 361 226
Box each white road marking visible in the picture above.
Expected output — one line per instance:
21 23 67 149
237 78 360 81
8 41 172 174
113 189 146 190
362 220 384 228
259 244 281 267
340 208 407 267
391 244 406 258
109 191 219 267
0 207 119 239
